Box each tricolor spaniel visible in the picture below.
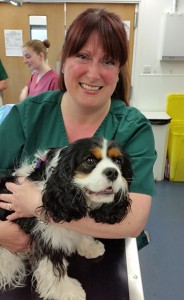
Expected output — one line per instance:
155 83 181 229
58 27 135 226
0 137 133 300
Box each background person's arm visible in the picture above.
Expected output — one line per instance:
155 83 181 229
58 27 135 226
19 85 29 101
0 79 8 92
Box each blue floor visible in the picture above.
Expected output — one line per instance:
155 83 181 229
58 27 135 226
139 180 184 300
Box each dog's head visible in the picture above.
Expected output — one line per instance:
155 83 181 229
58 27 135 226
42 137 133 224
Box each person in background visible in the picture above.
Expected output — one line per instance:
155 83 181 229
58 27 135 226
0 59 8 105
0 8 156 255
19 39 59 101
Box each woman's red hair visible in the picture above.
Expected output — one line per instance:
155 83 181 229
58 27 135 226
60 8 130 105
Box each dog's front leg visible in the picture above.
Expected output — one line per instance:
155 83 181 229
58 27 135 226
33 257 86 300
0 247 27 290
76 236 105 259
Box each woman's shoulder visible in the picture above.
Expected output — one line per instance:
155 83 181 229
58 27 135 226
110 99 148 124
19 90 62 107
12 90 62 120
48 69 60 78
2 91 63 130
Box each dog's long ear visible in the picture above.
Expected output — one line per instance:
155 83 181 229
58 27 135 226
89 191 131 224
109 140 133 188
120 151 133 188
42 149 88 223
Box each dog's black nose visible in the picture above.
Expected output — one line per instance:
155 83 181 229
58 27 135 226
103 168 118 181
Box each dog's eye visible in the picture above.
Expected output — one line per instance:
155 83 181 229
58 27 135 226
85 156 97 166
112 157 122 166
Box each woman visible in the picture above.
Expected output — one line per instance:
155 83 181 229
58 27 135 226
0 59 8 93
0 8 156 253
19 39 59 101
0 59 8 105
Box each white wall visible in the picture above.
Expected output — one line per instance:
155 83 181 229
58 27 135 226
132 0 184 111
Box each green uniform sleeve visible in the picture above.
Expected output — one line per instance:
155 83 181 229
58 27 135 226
118 112 157 195
0 105 25 174
0 60 8 80
103 101 157 196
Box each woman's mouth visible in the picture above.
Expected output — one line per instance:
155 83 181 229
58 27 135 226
80 83 102 91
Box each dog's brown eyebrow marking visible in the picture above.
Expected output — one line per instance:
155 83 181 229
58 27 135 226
91 147 103 160
108 147 122 158
74 172 89 179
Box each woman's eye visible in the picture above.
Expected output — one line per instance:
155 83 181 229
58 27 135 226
103 59 115 66
77 54 88 61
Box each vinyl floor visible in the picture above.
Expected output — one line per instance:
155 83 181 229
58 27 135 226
139 180 184 300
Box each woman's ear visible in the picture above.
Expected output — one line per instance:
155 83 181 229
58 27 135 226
39 52 45 61
61 63 65 73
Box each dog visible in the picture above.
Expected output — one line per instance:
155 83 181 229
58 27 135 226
0 137 133 300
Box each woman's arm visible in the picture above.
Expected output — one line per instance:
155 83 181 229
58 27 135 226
59 193 151 239
0 105 27 174
19 85 29 101
0 220 30 252
0 181 151 239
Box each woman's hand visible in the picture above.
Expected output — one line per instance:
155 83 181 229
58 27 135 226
0 221 30 253
0 179 42 221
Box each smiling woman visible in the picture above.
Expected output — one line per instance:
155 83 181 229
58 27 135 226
61 31 120 135
60 9 129 106
0 8 156 299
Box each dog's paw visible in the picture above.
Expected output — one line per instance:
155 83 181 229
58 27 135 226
61 277 86 300
77 237 105 259
38 276 86 300
34 258 86 300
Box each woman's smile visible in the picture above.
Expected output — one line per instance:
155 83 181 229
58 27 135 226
80 83 102 91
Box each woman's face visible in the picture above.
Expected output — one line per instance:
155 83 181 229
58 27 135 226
22 47 43 71
63 32 120 109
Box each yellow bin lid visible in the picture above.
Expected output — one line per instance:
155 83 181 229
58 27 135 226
166 94 184 120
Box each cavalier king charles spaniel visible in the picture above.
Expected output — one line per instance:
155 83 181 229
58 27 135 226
0 137 133 300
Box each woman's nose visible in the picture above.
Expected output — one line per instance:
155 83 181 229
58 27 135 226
86 62 100 81
23 57 28 63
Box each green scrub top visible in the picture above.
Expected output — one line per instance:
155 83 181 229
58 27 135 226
0 90 156 196
0 59 8 80
0 90 157 249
